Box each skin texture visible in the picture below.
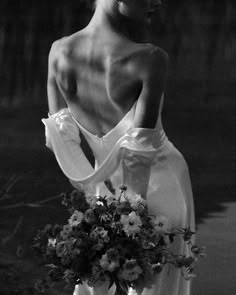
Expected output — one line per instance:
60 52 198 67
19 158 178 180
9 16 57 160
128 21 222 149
47 0 168 137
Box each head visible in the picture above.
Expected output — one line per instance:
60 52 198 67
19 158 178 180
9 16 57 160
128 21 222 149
96 0 162 24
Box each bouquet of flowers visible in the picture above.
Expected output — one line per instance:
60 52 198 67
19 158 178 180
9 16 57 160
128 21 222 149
32 185 205 295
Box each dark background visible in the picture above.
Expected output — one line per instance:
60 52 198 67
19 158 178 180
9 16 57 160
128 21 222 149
0 0 235 294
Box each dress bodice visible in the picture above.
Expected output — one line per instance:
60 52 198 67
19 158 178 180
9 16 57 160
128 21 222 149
68 96 167 167
42 94 170 193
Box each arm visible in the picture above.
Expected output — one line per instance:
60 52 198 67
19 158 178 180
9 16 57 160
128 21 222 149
122 48 168 196
133 47 168 128
47 41 67 115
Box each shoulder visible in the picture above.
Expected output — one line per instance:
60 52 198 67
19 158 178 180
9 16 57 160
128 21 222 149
48 37 73 71
49 29 87 61
48 31 88 74
47 36 79 93
48 37 80 96
137 44 168 80
146 44 168 67
131 45 168 127
112 43 168 86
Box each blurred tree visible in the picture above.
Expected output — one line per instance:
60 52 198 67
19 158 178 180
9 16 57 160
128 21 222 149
0 0 234 107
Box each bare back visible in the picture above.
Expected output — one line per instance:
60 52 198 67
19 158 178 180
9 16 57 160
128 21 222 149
48 28 167 136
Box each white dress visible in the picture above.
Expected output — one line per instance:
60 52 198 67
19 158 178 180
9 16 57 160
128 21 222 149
42 95 195 295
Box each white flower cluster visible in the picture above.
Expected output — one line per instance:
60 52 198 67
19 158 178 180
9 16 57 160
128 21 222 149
68 210 84 227
120 212 142 236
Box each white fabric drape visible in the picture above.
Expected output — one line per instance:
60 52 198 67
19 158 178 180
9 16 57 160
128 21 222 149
42 108 195 295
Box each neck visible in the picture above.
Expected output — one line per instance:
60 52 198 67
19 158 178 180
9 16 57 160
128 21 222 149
87 1 150 44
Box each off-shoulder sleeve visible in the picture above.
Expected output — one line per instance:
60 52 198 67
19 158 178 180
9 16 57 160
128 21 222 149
42 109 94 180
42 110 159 189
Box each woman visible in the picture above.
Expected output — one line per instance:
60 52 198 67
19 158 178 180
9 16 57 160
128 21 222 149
42 0 195 294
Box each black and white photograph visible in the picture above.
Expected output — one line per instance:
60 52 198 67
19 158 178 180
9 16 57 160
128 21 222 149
0 1 235 294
